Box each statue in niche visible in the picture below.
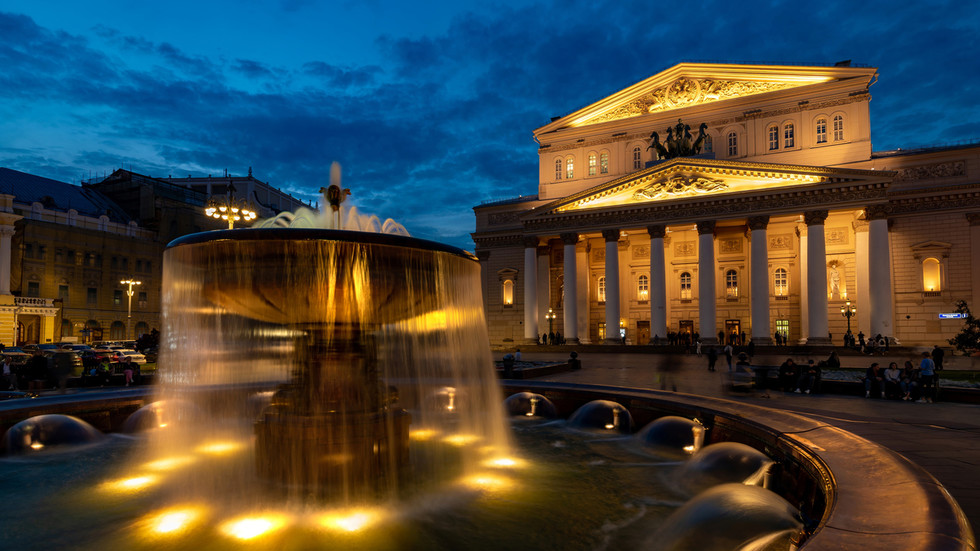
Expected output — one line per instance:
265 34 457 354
829 265 841 299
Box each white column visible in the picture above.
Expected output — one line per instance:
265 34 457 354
804 210 830 344
0 226 15 295
748 216 772 345
798 224 809 344
536 247 549 338
648 225 667 343
561 232 579 344
523 237 539 343
575 242 590 344
854 220 871 338
602 229 621 344
868 208 893 339
697 221 717 344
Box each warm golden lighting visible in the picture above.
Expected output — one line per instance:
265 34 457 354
102 475 159 493
442 433 481 447
195 440 245 456
30 442 44 450
145 506 207 535
143 455 197 472
482 456 525 469
315 509 384 533
220 514 290 541
205 185 258 229
460 473 514 492
409 428 439 441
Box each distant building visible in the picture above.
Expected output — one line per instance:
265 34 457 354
473 61 980 347
0 166 312 346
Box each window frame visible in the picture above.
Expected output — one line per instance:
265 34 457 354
555 158 562 181
727 131 738 156
632 146 642 170
816 117 828 144
725 269 738 299
768 125 779 150
637 274 649 301
784 123 795 148
588 152 597 176
773 267 788 296
565 157 574 179
833 114 844 141
597 276 606 303
599 152 609 174
679 271 692 300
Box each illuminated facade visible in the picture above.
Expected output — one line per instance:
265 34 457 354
473 62 980 347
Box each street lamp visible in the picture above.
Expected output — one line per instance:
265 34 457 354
121 279 141 340
545 308 556 337
841 299 856 334
205 181 257 229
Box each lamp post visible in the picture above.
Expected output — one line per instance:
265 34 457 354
205 181 257 229
121 279 141 340
840 299 856 334
545 308 556 338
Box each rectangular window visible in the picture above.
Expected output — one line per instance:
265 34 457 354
768 126 779 150
680 272 692 300
58 285 69 300
136 259 143 272
145 260 152 272
775 319 790 342
55 249 64 263
24 244 33 259
27 281 39 297
600 153 609 174
111 256 118 269
816 119 828 144
727 133 738 156
113 290 123 306
565 158 574 179
633 147 642 170
598 322 606 342
588 154 597 176
121 258 128 270
87 287 97 304
784 124 795 148
138 291 148 308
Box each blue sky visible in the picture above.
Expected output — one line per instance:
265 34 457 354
2 0 979 250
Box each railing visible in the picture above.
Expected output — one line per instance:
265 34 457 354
14 297 54 307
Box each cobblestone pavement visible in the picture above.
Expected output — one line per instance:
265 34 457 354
500 350 980 536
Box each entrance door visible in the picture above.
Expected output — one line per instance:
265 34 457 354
725 319 741 345
637 321 650 344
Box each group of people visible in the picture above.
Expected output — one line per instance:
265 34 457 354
842 331 893 355
862 349 940 402
775 352 838 395
539 332 565 345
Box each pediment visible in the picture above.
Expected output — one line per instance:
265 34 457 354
537 62 876 132
531 158 889 216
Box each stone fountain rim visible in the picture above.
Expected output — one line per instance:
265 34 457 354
166 228 477 261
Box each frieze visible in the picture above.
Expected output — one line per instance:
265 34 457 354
674 241 696 257
592 247 605 264
826 226 849 245
719 238 742 254
633 175 728 201
894 161 966 183
769 234 793 250
488 212 521 225
473 234 527 249
633 245 650 259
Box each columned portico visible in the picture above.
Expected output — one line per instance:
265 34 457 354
867 206 893 338
647 225 667 343
748 216 772 345
804 210 831 344
697 221 717 345
560 232 580 344
522 236 539 343
602 228 621 344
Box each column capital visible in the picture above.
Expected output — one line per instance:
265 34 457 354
852 218 869 232
601 228 620 242
803 210 829 226
647 225 666 239
747 216 770 231
967 213 980 226
864 205 889 221
523 236 540 248
476 250 490 261
0 226 15 237
696 220 716 235
559 232 579 245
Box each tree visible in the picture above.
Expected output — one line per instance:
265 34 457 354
948 300 980 355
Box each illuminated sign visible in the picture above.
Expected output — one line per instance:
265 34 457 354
938 313 967 319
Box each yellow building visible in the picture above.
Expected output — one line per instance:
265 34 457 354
473 61 980 347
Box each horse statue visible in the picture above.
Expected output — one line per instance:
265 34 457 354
647 131 669 160
692 122 709 154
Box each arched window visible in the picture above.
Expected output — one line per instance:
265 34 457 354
816 118 828 143
110 320 125 340
502 279 514 306
61 319 72 338
588 153 597 176
632 146 642 170
833 115 844 141
727 132 738 156
637 274 649 301
600 152 609 174
768 125 779 150
726 269 738 298
555 158 563 180
680 272 692 299
784 123 795 148
598 276 606 303
774 268 788 296
922 258 941 292
565 157 574 179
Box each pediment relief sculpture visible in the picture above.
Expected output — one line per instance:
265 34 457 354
590 78 797 124
633 174 728 201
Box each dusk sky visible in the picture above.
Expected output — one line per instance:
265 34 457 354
2 0 978 250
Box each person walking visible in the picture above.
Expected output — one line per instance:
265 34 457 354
706 347 718 372
723 343 734 372
932 345 945 371
2 355 16 390
918 351 936 403
696 339 702 357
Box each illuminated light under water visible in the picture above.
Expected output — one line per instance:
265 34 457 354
220 514 290 541
102 475 159 493
482 456 525 469
144 505 208 535
29 442 43 450
442 434 481 447
460 473 514 493
143 455 197 472
195 441 246 456
315 508 385 533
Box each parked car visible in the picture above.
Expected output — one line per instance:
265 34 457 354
79 349 111 368
111 350 147 365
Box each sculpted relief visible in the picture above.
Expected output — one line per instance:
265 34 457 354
633 174 728 202
590 78 797 124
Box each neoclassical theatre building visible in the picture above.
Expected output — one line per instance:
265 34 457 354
472 62 980 347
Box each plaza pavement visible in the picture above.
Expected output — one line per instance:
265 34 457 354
498 349 980 536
